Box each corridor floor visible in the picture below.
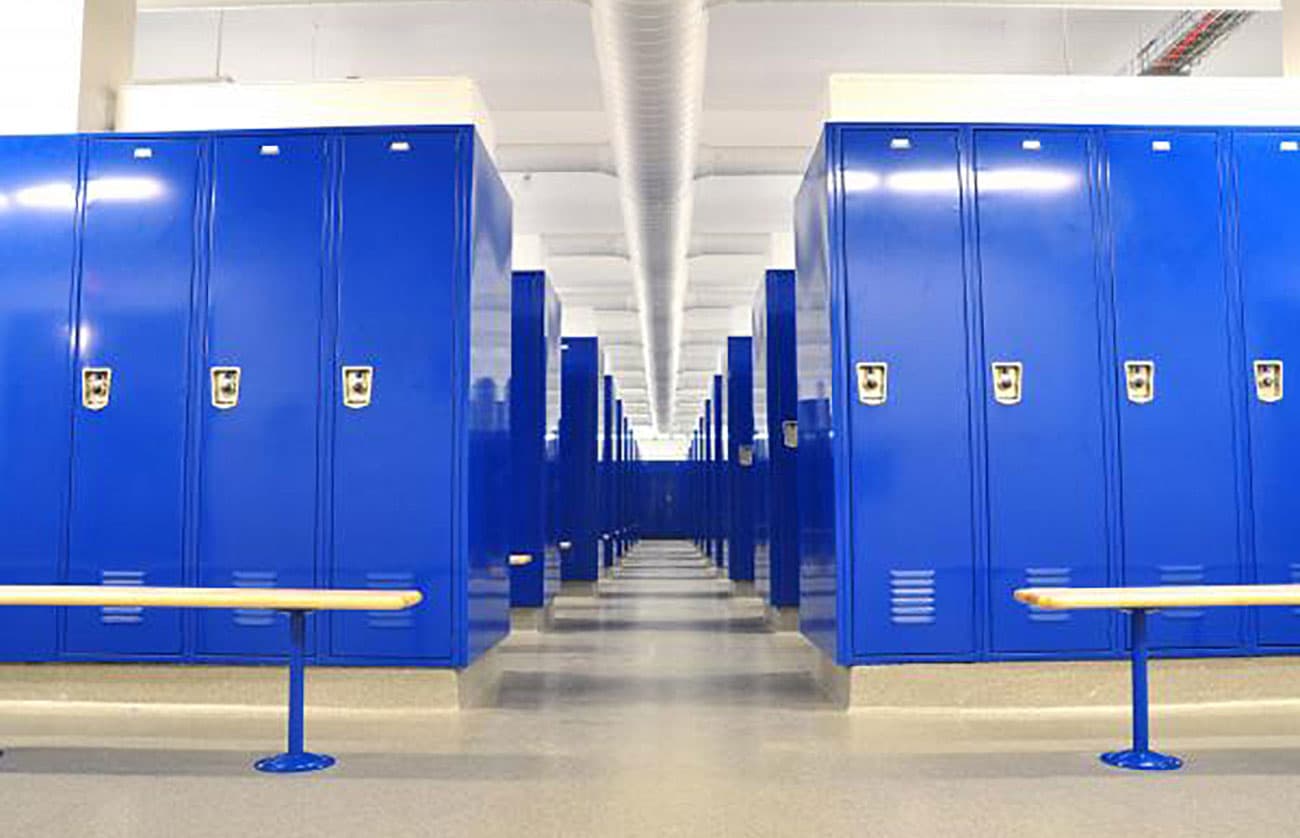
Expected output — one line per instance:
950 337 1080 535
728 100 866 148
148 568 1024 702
2 540 1300 836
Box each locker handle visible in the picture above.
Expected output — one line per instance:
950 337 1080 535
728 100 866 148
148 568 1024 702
991 362 1023 406
210 366 242 410
1125 361 1154 404
82 368 112 411
781 420 798 449
342 366 374 409
1255 360 1283 403
855 362 888 406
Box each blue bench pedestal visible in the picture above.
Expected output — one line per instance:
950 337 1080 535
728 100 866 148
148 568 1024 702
255 610 336 774
1102 609 1183 772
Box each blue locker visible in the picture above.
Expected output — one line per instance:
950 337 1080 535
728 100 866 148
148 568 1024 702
840 128 975 658
975 129 1113 654
509 270 562 607
559 337 601 581
753 270 799 610
1106 129 1244 651
601 375 616 568
726 337 755 582
330 130 460 663
197 134 327 657
66 137 202 657
1232 132 1300 647
712 374 726 566
704 399 714 561
0 136 79 659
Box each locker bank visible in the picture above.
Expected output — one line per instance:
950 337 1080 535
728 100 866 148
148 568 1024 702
795 119 1298 666
0 125 512 668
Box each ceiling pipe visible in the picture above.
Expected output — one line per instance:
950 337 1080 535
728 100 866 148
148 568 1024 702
590 0 709 433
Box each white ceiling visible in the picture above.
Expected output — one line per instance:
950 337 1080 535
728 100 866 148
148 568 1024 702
133 1 1282 457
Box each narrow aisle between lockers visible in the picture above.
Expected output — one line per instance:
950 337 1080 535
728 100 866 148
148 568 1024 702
492 540 828 712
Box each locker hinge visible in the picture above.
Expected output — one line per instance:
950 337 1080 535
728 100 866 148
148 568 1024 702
1124 360 1155 404
210 366 242 410
82 368 112 411
991 362 1023 406
342 366 374 409
1254 360 1283 403
855 362 888 406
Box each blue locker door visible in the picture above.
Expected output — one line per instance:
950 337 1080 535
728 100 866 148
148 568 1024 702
1232 132 1300 647
67 137 201 656
0 137 79 659
1107 130 1243 650
197 135 326 657
331 130 457 662
975 129 1112 654
841 128 975 657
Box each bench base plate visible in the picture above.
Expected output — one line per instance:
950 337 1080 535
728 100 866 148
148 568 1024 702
255 751 336 774
1100 749 1183 772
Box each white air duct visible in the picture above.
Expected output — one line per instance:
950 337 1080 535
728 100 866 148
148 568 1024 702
591 0 709 433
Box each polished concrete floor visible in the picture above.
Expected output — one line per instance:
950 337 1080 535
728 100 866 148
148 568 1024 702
3 540 1300 836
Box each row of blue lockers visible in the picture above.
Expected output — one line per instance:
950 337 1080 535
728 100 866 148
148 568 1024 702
0 127 514 667
678 123 1300 668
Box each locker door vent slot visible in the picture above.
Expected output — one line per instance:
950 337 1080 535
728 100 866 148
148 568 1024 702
342 366 374 409
365 572 416 629
781 420 798 449
1158 564 1206 619
855 362 888 406
1025 567 1072 623
737 445 754 467
1124 360 1155 404
1254 360 1283 403
210 366 242 410
889 569 936 626
100 570 144 626
82 368 112 411
991 362 1023 406
232 571 278 627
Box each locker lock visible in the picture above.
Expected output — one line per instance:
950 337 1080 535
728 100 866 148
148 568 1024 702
1125 360 1155 405
737 445 754 468
82 368 112 411
1254 360 1283 403
342 366 374 409
991 362 1023 406
782 420 798 449
855 362 888 406
210 367 242 410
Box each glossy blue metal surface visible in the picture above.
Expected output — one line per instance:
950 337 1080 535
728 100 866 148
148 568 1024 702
753 270 799 611
67 137 201 657
614 400 624 557
975 129 1112 655
726 337 755 582
0 136 79 660
704 399 714 562
508 271 561 608
1232 132 1300 648
198 134 327 658
460 131 513 664
712 374 726 566
559 337 601 581
841 128 975 658
794 133 842 661
543 281 563 600
1107 129 1243 652
602 375 616 567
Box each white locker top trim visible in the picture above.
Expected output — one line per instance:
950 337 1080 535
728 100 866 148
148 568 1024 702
826 75 1300 128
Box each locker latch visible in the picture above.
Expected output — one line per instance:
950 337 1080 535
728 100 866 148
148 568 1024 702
1254 360 1283 403
737 445 754 467
82 368 112 411
855 362 888 406
1125 360 1155 404
342 366 374 409
991 362 1023 406
782 420 798 449
210 366 242 410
